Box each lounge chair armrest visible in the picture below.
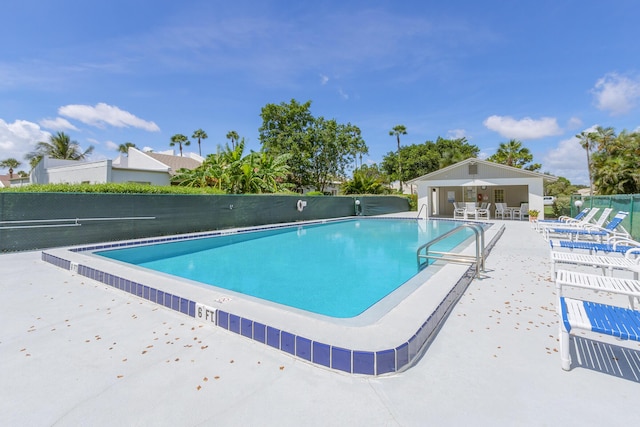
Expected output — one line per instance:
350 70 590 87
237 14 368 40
624 247 640 260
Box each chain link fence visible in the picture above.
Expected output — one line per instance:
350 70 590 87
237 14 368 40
569 194 640 240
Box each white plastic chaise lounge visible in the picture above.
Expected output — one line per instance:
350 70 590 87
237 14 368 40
536 208 605 233
559 297 640 371
556 269 640 371
542 211 629 242
536 207 590 227
550 247 640 278
549 235 640 255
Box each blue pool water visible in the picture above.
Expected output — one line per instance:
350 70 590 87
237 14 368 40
96 219 475 318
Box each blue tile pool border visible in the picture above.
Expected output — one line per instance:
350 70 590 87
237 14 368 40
41 219 504 376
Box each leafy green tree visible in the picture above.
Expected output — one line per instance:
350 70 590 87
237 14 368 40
341 165 389 194
172 139 291 194
26 132 94 166
544 176 576 196
389 125 407 188
192 129 208 156
432 137 479 168
170 134 190 157
259 99 314 190
381 137 479 182
0 158 21 177
254 151 292 193
259 99 367 192
307 117 366 192
487 139 540 171
591 129 640 194
118 142 137 155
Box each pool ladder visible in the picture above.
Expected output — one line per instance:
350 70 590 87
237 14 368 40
416 223 485 277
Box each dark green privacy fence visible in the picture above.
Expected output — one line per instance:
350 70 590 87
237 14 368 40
569 194 640 240
0 193 410 252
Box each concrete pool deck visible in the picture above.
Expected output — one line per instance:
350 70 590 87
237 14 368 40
2 218 640 426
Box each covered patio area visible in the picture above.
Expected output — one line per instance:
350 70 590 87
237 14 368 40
408 158 557 220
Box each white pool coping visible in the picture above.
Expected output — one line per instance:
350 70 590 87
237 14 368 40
42 217 503 374
4 216 640 425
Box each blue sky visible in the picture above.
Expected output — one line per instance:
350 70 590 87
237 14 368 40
1 0 639 185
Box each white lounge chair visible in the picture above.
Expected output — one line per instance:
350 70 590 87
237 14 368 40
549 235 640 255
550 248 640 278
537 208 610 233
542 211 629 242
537 207 590 226
536 208 602 232
556 268 640 370
559 297 640 371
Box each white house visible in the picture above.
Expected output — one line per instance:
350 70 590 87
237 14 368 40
13 148 203 187
408 158 557 219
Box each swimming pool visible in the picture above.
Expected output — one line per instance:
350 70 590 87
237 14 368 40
42 217 502 375
94 219 474 318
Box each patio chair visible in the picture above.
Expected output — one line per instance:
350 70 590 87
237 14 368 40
475 203 491 220
512 203 528 220
463 202 478 220
494 203 511 220
453 202 466 219
542 211 629 242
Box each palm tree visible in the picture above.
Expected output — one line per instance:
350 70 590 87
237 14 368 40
118 142 137 155
0 158 21 178
26 132 94 166
591 126 615 152
226 131 240 150
389 125 407 190
488 139 532 167
192 129 208 156
576 131 594 195
170 134 190 157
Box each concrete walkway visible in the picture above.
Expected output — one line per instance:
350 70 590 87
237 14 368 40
1 220 639 426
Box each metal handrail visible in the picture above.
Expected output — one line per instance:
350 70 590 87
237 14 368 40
416 203 428 219
416 223 485 277
0 216 156 230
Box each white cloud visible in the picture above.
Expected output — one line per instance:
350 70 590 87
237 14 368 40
105 140 119 151
483 115 562 140
0 119 51 165
447 129 467 139
320 74 329 85
58 103 160 132
543 136 589 185
39 117 79 131
338 88 349 100
591 72 640 115
566 117 583 130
